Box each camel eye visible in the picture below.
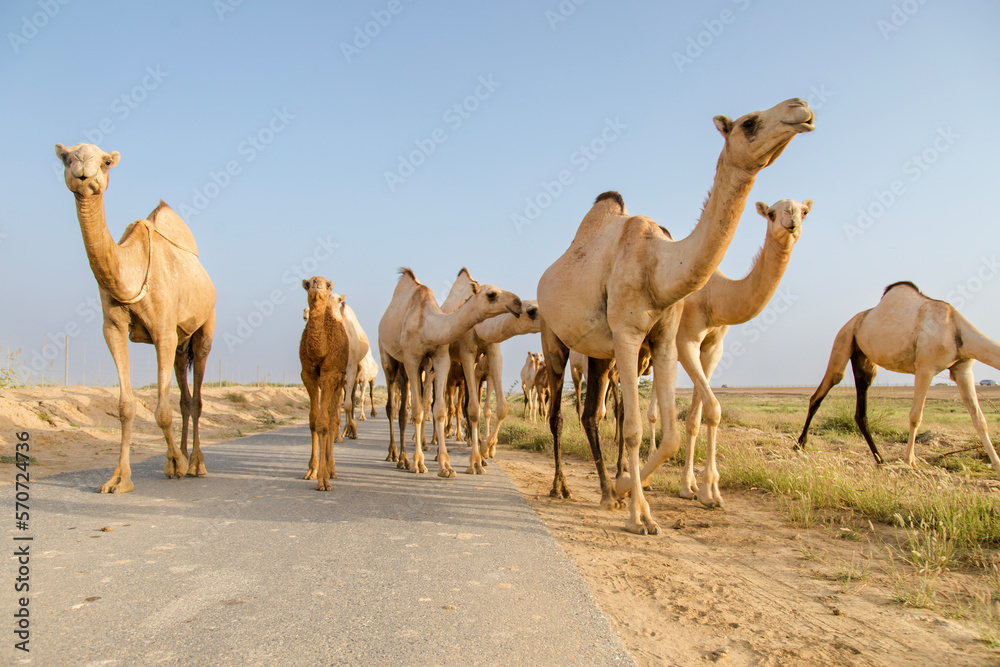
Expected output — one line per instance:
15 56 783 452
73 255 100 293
104 159 112 166
741 119 755 130
768 212 776 221
487 291 498 302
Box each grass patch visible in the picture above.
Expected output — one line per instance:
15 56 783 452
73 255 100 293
225 391 249 405
0 455 36 464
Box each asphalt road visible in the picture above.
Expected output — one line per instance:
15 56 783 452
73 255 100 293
4 418 634 666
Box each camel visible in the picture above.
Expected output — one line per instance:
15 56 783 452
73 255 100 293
536 98 815 534
797 281 1000 478
377 268 522 477
299 277 349 490
338 297 372 440
533 358 551 422
520 352 540 419
452 300 541 460
55 143 216 494
665 198 813 508
355 350 378 420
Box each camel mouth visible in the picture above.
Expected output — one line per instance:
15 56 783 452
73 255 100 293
782 109 815 133
505 305 521 317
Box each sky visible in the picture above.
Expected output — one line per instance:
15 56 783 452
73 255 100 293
2 0 999 392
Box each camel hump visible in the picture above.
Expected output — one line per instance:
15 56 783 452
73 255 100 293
147 201 199 256
882 280 920 297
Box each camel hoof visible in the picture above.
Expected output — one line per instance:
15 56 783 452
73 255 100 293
679 486 697 500
316 480 332 491
370 410 377 418
164 456 189 479
414 463 428 474
385 452 397 462
439 468 457 478
99 479 133 494
397 459 410 471
625 523 648 535
189 465 208 477
344 426 357 439
465 463 485 475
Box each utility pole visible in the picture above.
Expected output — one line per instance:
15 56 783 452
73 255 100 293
64 335 69 386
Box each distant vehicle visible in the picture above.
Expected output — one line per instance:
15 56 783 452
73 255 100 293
980 379 997 386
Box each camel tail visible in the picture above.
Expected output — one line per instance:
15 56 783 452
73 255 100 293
957 314 1000 372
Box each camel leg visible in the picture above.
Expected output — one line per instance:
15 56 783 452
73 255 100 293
153 332 188 480
173 343 192 459
396 368 410 470
583 357 619 509
645 380 659 467
431 351 457 478
404 360 429 474
369 380 377 418
357 379 367 421
572 366 583 422
187 318 213 477
484 347 507 458
325 366 344 482
904 369 935 468
682 336 724 508
100 317 137 494
314 372 334 491
541 320 571 499
612 328 660 535
301 370 321 480
850 350 884 465
381 349 400 463
797 320 859 450
951 361 1000 477
342 361 360 439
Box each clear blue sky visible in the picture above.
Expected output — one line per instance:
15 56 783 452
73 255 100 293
2 0 999 391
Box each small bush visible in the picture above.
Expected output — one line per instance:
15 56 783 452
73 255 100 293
225 391 249 405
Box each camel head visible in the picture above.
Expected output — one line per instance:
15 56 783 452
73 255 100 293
302 276 334 312
522 300 540 323
470 282 522 318
55 143 120 197
713 98 814 173
755 198 812 244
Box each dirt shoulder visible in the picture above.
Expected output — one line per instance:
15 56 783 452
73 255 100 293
0 385 311 483
496 445 998 666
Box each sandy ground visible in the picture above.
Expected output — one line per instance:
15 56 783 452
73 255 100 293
498 446 997 666
0 385 311 481
3 384 998 665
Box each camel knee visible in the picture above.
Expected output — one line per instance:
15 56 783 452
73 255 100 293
154 404 172 430
118 395 136 423
701 397 721 428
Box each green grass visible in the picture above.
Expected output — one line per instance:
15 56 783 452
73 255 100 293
0 455 36 464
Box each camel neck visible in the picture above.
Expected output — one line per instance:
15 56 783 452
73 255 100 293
474 313 524 344
658 156 755 304
426 297 492 347
75 193 133 298
710 233 794 326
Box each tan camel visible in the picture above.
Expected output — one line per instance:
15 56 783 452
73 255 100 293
55 143 216 493
299 277 349 490
355 350 378 420
797 281 1000 478
452 300 541 461
520 352 540 419
665 198 813 508
536 98 815 534
377 268 522 477
338 298 372 440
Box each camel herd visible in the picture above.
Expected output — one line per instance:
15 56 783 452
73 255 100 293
55 95 1000 535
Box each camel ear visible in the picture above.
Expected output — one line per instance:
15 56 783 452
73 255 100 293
755 201 769 218
713 115 732 137
325 280 333 293
105 151 120 168
802 199 813 215
302 279 310 291
55 143 69 164
469 281 481 295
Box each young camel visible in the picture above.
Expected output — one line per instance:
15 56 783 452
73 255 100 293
797 281 1000 478
537 98 814 534
520 352 540 419
533 358 551 422
377 268 522 477
666 198 813 508
355 350 379 420
299 277 350 490
56 143 215 493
